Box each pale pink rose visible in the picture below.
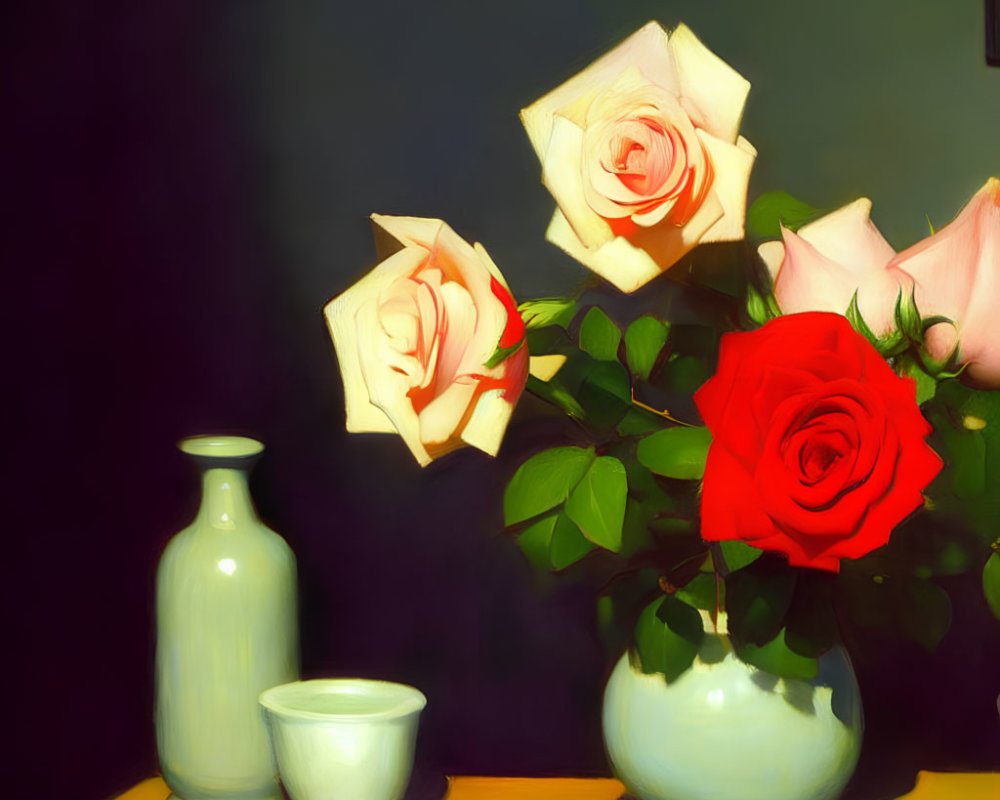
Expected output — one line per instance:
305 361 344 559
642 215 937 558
758 198 904 335
521 21 757 293
324 215 529 466
891 178 1000 386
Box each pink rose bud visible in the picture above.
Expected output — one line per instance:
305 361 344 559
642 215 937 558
890 178 1000 387
758 198 904 335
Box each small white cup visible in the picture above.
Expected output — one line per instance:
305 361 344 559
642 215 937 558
259 678 426 800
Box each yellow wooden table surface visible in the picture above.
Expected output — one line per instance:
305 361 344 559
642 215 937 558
116 771 1000 800
115 775 626 799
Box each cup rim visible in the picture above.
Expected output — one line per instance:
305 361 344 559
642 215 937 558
259 678 427 723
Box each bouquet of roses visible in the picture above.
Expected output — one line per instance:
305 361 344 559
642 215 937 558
324 21 1000 685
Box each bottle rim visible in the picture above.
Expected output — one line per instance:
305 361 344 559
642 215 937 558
178 435 264 460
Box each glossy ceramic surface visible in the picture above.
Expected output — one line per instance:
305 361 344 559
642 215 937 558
260 678 426 800
603 616 862 800
156 436 299 800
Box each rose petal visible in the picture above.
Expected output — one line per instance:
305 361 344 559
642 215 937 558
774 229 860 316
758 391 881 517
325 246 429 436
354 294 431 465
797 199 896 277
667 23 750 144
434 280 478 386
758 240 786 283
628 176 723 253
432 225 509 374
581 72 704 220
923 321 960 366
697 134 756 244
520 22 680 162
545 209 663 293
418 378 478 446
700 443 777 543
695 326 771 431
748 531 844 572
825 445 940 561
462 387 515 456
370 214 444 255
542 114 617 250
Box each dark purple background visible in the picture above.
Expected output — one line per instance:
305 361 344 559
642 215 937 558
5 2 999 799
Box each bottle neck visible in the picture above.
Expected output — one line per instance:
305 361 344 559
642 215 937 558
197 467 258 531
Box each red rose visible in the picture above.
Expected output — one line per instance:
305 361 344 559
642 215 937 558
694 312 941 572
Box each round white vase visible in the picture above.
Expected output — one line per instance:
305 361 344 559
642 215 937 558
602 621 862 800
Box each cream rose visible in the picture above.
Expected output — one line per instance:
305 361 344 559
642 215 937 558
325 215 529 466
758 198 904 335
891 178 1000 386
521 21 757 293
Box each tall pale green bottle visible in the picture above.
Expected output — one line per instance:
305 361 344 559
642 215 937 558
156 435 299 800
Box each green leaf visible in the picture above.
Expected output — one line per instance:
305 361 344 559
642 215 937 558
619 462 676 556
550 514 596 569
838 565 893 629
517 513 596 571
784 574 837 658
746 191 824 240
726 569 797 646
930 539 974 576
621 499 655 557
845 291 878 346
875 330 908 358
637 426 713 480
938 422 987 498
624 316 670 381
524 375 586 419
662 355 708 394
894 287 922 342
484 339 524 369
503 447 595 525
578 361 632 428
900 579 952 652
597 568 661 653
983 553 1000 620
745 285 780 326
616 407 666 436
632 595 705 682
579 307 621 361
718 540 763 574
596 595 613 633
666 324 720 360
517 514 558 571
649 517 694 537
928 381 1000 540
519 297 577 330
898 357 936 406
565 456 627 552
736 628 818 680
524 326 565 357
676 572 719 611
583 360 631 401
